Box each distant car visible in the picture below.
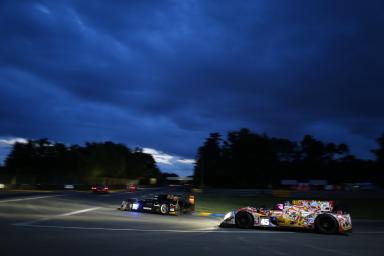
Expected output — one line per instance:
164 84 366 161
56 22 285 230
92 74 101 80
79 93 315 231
118 194 195 215
127 184 137 192
91 185 109 193
220 200 352 234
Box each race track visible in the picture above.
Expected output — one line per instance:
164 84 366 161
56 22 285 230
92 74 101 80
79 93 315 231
1 187 383 256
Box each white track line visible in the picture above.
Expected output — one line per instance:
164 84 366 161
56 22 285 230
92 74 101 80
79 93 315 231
15 223 379 235
13 224 294 234
14 207 101 226
0 195 63 203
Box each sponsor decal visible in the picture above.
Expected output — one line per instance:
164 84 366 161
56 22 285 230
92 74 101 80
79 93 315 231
260 218 270 226
307 217 315 224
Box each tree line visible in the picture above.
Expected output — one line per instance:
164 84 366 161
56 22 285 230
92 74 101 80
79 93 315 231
2 139 161 184
194 128 384 188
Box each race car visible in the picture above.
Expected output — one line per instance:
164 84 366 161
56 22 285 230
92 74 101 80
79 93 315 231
118 194 195 215
220 200 352 234
127 184 137 192
91 184 109 193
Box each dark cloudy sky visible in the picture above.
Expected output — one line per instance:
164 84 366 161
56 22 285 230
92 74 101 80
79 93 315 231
0 0 383 175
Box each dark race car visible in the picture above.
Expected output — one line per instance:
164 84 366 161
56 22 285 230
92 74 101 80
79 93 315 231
220 200 352 234
127 184 137 192
118 194 195 215
91 185 109 194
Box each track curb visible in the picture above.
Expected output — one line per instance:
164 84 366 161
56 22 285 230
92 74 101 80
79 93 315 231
192 211 224 217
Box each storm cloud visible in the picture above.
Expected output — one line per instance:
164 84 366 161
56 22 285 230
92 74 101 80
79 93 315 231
0 0 383 174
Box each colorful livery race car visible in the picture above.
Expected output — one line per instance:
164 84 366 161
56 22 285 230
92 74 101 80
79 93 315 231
118 194 195 215
220 200 352 234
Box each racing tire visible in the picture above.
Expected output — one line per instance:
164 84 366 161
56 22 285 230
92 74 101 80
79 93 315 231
160 204 169 214
235 211 254 229
315 214 339 234
119 201 127 211
119 201 133 211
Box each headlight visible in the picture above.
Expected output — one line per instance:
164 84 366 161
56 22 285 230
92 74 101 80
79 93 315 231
132 203 140 210
224 211 234 220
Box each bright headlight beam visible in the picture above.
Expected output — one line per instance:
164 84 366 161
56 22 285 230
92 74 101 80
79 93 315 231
224 211 232 220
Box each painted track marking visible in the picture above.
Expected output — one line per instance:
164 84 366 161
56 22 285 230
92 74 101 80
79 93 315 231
14 207 101 226
0 195 63 203
12 223 294 234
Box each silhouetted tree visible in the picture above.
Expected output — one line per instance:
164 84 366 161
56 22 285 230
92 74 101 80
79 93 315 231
372 133 384 164
194 129 384 188
194 132 222 187
4 139 160 184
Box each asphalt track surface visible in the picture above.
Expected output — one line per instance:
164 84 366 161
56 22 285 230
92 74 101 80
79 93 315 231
1 187 384 256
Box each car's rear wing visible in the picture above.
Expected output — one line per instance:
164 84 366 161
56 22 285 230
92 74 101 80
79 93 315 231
291 200 334 211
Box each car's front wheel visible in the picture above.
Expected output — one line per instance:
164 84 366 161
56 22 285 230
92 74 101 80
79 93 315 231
315 214 339 234
235 211 254 229
160 204 169 214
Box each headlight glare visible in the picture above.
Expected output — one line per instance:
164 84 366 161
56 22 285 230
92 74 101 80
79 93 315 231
224 211 233 220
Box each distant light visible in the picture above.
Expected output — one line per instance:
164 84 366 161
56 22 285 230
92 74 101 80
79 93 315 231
166 177 193 181
0 184 5 189
188 195 195 205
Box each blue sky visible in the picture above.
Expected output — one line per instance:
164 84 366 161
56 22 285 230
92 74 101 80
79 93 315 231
0 0 383 175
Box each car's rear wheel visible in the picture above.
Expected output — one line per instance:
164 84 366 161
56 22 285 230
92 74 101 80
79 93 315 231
160 204 169 214
120 200 134 211
235 211 254 229
127 203 133 211
315 214 339 234
119 201 127 211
